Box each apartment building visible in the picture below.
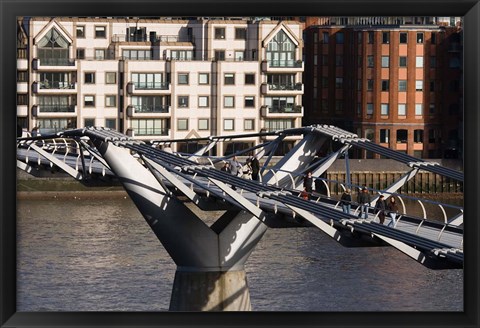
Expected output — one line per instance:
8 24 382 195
16 17 304 155
303 17 463 159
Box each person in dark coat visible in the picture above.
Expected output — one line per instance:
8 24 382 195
221 162 231 173
340 188 352 214
250 156 260 181
375 194 387 224
387 197 399 227
303 171 313 197
357 186 371 219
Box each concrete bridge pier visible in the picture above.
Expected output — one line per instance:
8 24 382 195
92 140 267 311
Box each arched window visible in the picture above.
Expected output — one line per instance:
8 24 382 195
266 30 296 67
37 28 70 65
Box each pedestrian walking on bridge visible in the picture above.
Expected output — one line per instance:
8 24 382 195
357 186 371 219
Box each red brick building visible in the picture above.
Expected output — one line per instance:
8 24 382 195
303 17 463 159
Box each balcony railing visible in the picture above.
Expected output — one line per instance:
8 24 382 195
132 82 170 90
39 81 76 89
262 105 302 114
267 83 303 91
131 105 170 114
37 105 76 113
268 60 303 68
133 128 169 136
37 58 76 66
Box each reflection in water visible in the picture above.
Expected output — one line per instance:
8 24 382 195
17 197 463 311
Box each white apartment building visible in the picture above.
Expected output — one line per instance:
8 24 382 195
17 17 305 155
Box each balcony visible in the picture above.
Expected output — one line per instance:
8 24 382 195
260 105 303 117
33 81 77 94
127 105 171 117
262 60 304 72
126 128 170 138
32 104 76 117
261 82 303 95
127 82 170 95
33 58 77 71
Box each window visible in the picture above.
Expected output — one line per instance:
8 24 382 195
17 94 28 105
215 50 225 61
244 96 255 107
244 119 255 131
382 32 390 44
322 77 328 88
357 32 362 44
84 118 95 127
335 100 343 113
105 72 116 84
399 56 407 67
105 119 116 129
322 55 329 65
367 31 374 44
381 103 389 115
429 103 436 114
335 55 343 66
266 30 296 67
322 32 329 43
415 103 423 115
449 57 461 68
335 32 344 44
132 96 170 113
414 129 424 143
178 96 189 108
122 49 152 60
367 79 374 91
367 56 374 67
264 119 294 132
198 73 209 85
76 26 85 38
171 50 193 60
416 56 424 68
215 27 226 39
76 48 85 59
17 71 27 82
105 95 116 107
415 80 423 91
399 32 408 44
396 129 408 143
428 129 436 143
381 80 389 91
224 73 235 85
366 103 373 115
381 56 389 68
380 129 390 143
178 73 189 85
198 119 209 130
335 77 343 88
95 26 106 38
131 118 169 136
234 51 245 61
224 96 235 108
430 81 435 92
398 80 407 92
398 104 407 116
177 119 188 131
224 119 234 131
95 49 105 60
430 56 436 68
431 32 436 44
37 28 69 65
84 95 95 107
198 96 209 107
245 73 255 85
132 73 164 89
84 72 95 84
416 32 424 43
357 79 362 91
235 28 246 40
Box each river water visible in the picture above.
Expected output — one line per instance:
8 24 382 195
16 195 463 312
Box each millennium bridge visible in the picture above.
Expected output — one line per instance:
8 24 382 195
16 125 463 311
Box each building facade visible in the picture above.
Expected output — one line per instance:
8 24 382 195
17 17 305 155
303 17 463 159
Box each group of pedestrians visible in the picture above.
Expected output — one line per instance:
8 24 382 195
339 187 399 226
220 155 261 181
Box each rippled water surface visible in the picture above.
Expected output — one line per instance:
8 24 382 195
17 197 463 311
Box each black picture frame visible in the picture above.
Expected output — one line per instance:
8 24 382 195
1 0 478 327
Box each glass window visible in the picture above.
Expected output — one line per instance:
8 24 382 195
381 80 389 91
367 79 374 91
266 30 296 67
215 50 225 61
416 80 423 91
381 56 389 68
245 74 255 85
178 73 189 85
399 56 407 67
399 32 408 44
415 104 423 115
105 72 116 84
198 119 209 130
429 103 436 114
170 50 193 60
224 119 234 131
416 56 424 68
76 48 85 59
322 32 329 43
84 72 95 84
105 119 116 129
430 56 436 68
335 32 344 44
235 28 246 40
95 26 106 38
335 77 343 88
198 73 209 85
380 129 390 143
396 130 408 143
84 95 95 107
335 55 343 66
366 103 374 115
417 32 424 43
244 119 254 131
177 119 188 131
105 95 116 107
198 96 209 107
234 51 245 61
367 56 374 67
178 96 189 108
382 32 390 44
84 118 95 127
431 32 436 44
215 27 226 39
76 26 85 38
414 129 424 143
381 103 389 115
398 80 407 91
224 96 235 108
430 81 435 92
398 104 407 116
131 119 169 136
224 73 235 85
244 96 255 107
367 31 374 44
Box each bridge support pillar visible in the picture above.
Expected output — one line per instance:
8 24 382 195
170 269 251 311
